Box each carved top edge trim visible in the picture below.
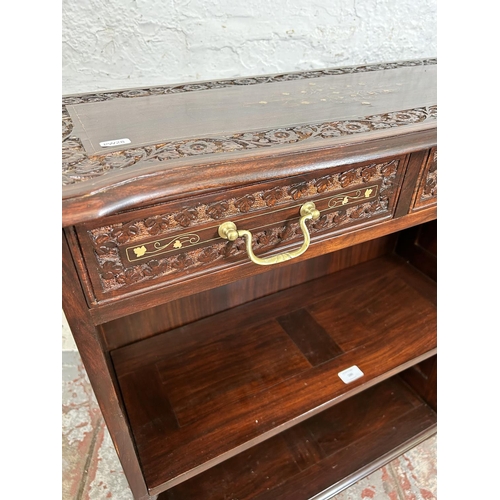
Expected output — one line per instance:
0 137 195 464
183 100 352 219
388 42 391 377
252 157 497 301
62 59 437 188
63 105 437 186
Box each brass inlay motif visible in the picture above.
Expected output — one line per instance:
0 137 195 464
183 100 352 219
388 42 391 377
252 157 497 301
328 185 378 209
127 233 201 262
133 246 147 257
218 202 320 267
124 185 378 265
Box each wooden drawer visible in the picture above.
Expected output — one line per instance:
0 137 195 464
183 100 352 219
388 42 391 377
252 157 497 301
411 146 437 211
76 154 408 303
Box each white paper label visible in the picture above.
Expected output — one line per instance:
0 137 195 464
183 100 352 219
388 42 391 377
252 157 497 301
338 365 364 384
99 138 131 148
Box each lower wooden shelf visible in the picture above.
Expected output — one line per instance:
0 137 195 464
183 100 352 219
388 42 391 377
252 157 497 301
160 375 437 500
111 254 437 496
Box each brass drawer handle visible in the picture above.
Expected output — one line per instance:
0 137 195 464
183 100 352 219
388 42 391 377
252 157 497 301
218 202 320 266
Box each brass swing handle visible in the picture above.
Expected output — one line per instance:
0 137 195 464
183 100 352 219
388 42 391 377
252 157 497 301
218 202 320 266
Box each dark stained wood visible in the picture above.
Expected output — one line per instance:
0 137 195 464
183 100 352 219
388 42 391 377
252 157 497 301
62 62 437 500
154 320 312 428
394 149 431 218
68 65 436 157
111 255 436 494
76 154 407 304
277 309 344 366
62 230 154 500
91 206 435 325
417 218 437 255
390 214 438 412
280 423 326 472
412 146 437 211
62 61 436 226
400 356 437 412
162 432 302 500
159 376 436 500
62 128 436 227
395 219 437 282
306 273 434 352
255 406 436 500
111 254 433 373
102 236 397 350
118 368 180 440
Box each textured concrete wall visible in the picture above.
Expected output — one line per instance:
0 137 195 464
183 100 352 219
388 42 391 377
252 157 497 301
62 0 437 95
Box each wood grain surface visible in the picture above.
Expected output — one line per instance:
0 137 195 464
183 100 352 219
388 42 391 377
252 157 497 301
111 254 437 494
67 65 436 156
160 376 436 500
101 235 396 350
62 62 437 500
62 62 436 226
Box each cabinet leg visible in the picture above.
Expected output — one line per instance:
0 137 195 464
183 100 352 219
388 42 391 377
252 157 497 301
62 229 151 500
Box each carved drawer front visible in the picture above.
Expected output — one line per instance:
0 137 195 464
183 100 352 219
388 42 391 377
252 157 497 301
411 147 437 211
76 155 408 303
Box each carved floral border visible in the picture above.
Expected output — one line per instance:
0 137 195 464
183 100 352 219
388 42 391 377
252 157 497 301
62 59 437 186
95 199 388 291
88 159 400 293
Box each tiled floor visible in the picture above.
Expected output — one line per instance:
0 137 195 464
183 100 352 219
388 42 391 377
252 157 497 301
62 350 437 500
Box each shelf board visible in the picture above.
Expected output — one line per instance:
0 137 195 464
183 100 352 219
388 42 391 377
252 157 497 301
159 375 436 500
111 255 437 495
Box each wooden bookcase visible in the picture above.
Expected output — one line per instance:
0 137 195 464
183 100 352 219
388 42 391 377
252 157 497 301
62 59 437 500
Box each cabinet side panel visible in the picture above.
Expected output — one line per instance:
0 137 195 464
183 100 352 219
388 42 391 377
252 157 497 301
395 220 437 281
395 221 437 410
62 229 152 500
400 356 437 412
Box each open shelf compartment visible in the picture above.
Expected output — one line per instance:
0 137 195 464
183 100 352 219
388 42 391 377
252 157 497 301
111 254 437 496
160 373 436 500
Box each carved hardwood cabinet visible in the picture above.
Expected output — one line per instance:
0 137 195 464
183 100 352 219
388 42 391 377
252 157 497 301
62 59 437 500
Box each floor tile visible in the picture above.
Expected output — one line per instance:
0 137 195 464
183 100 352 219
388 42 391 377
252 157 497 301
389 436 437 500
62 351 102 500
334 465 401 500
81 424 134 500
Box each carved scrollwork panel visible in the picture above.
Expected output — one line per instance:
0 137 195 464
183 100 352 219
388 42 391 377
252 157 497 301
62 105 436 186
79 158 402 298
86 158 400 247
62 60 437 186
